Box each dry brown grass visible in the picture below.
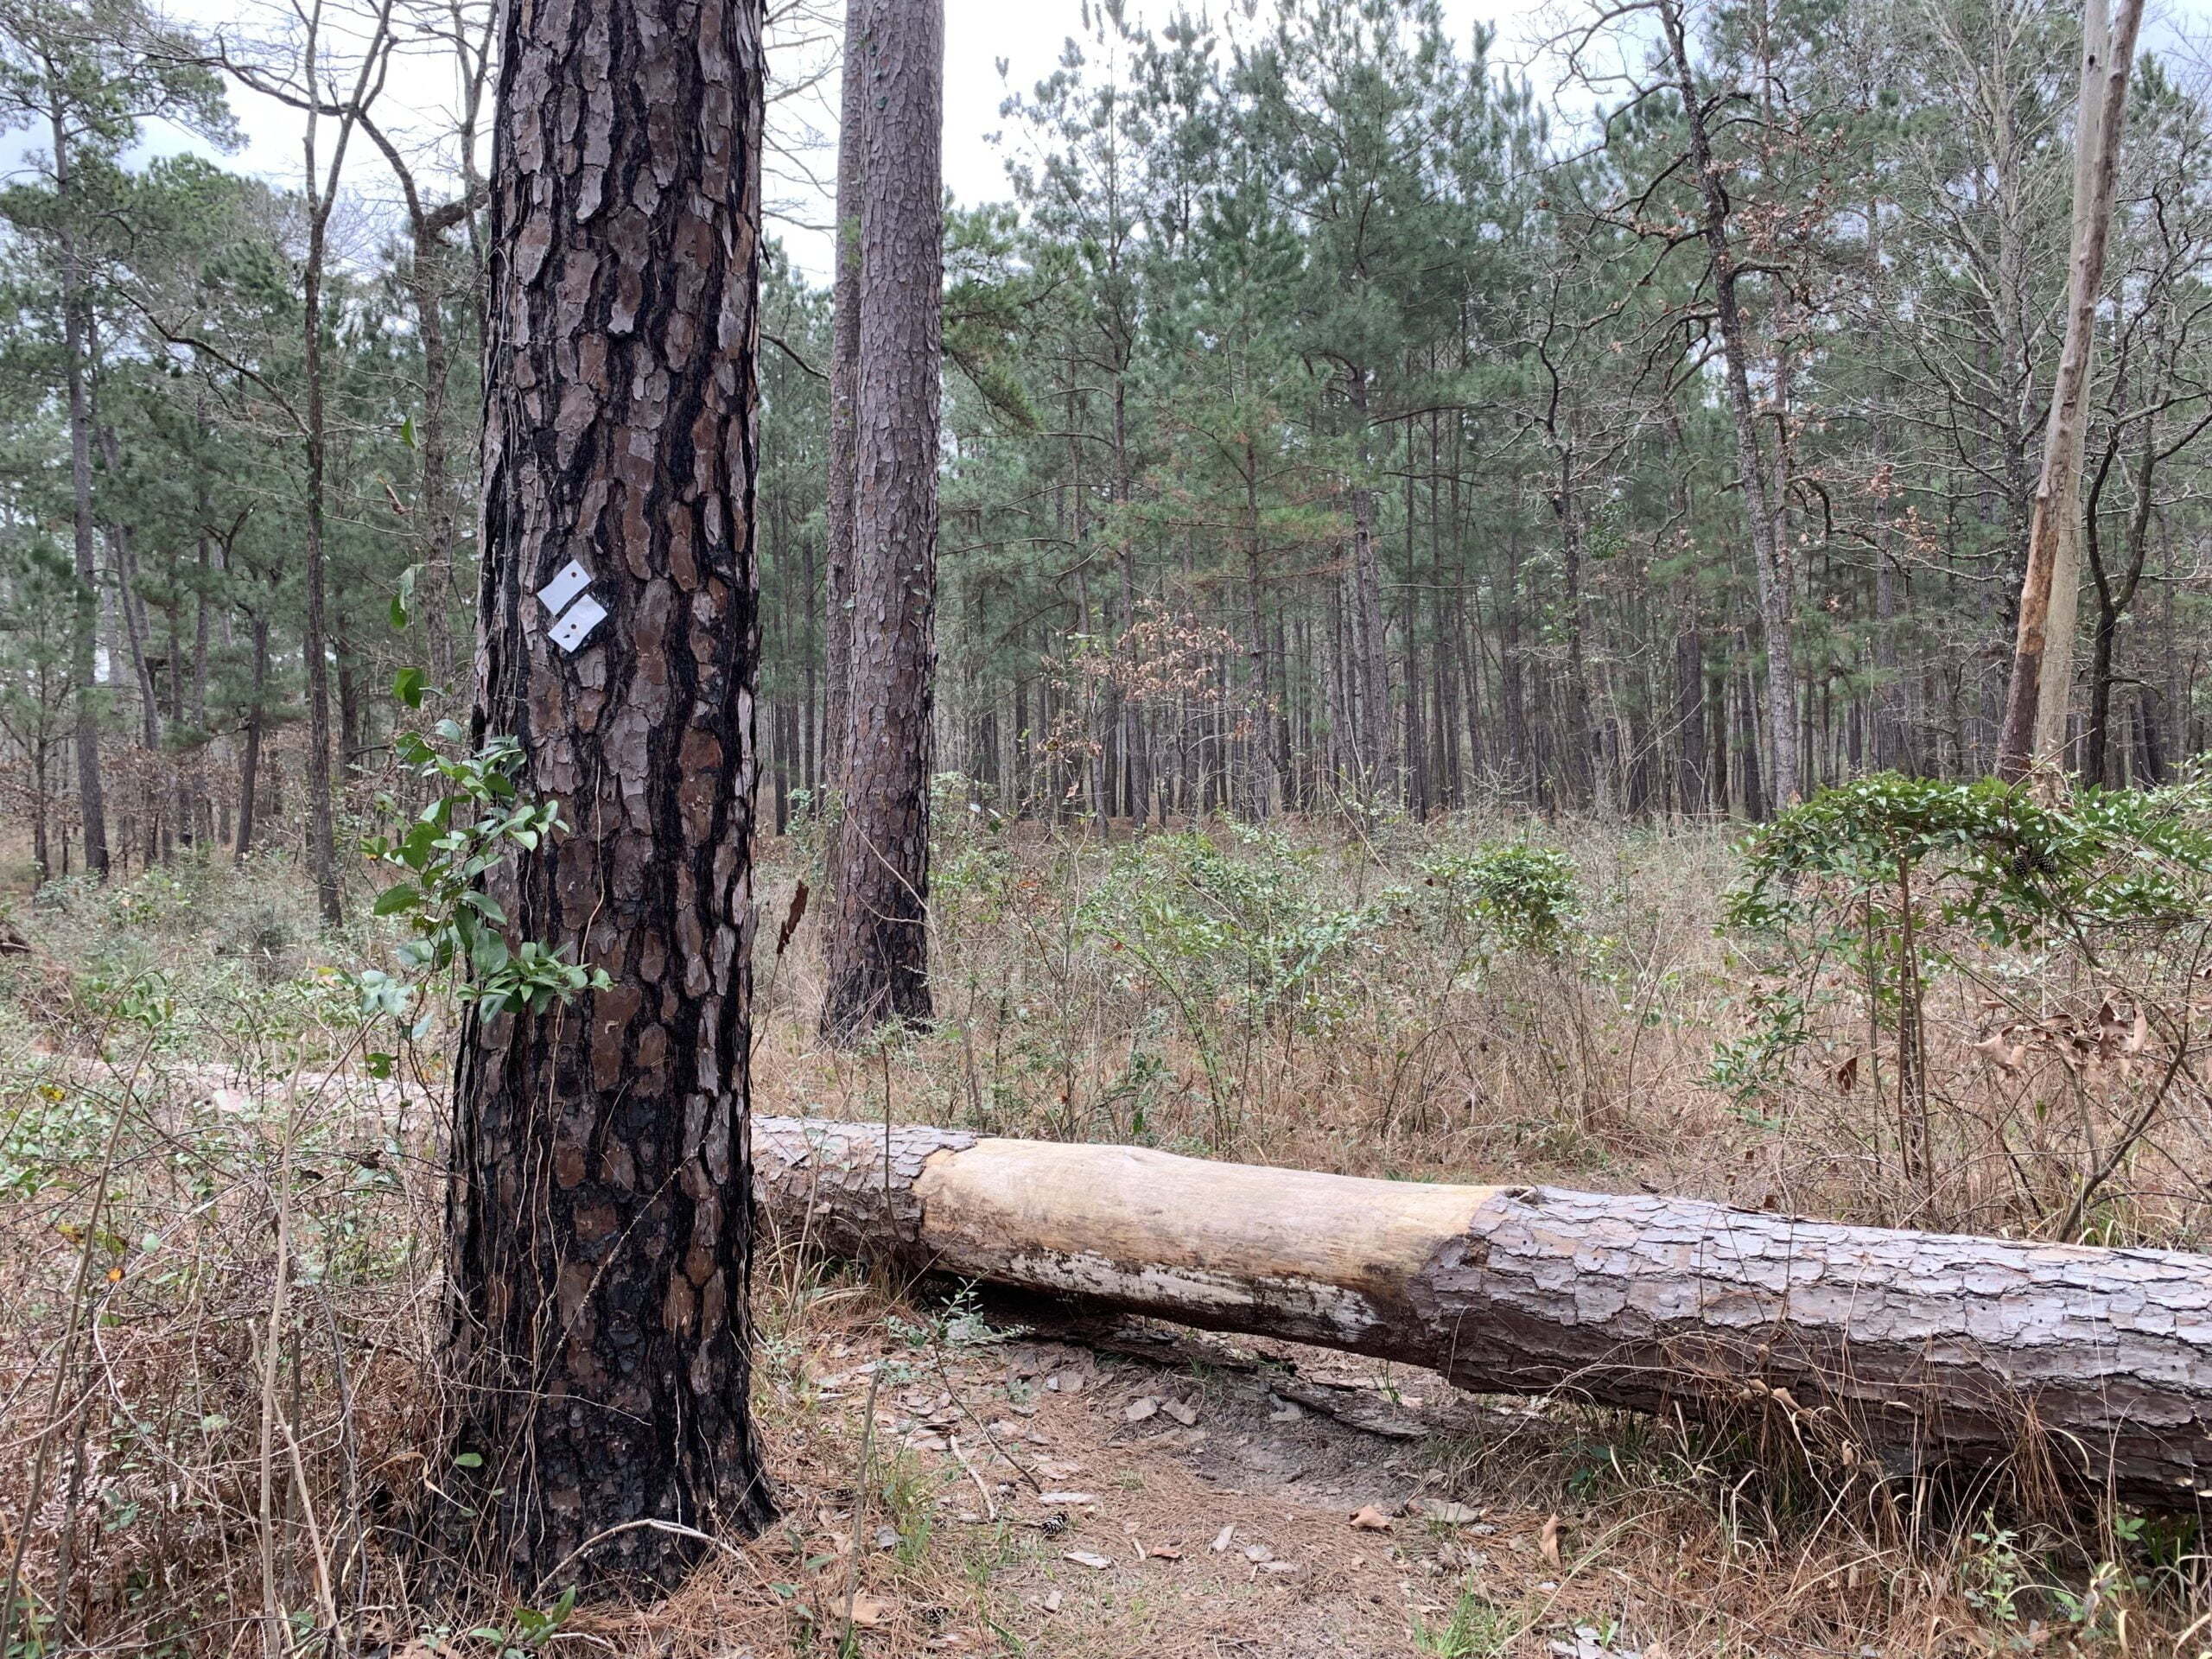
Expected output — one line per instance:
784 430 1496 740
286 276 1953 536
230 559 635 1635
753 809 2212 1247
1 817 2207 1656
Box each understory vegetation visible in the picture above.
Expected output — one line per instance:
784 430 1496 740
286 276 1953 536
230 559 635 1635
4 785 2209 1655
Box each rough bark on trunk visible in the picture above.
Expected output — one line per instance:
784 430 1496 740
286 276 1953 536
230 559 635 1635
448 0 772 1589
1995 0 2145 781
820 0 943 1044
754 1117 2212 1508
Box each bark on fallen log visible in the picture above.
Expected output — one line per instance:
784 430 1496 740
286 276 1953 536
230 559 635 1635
752 1117 2212 1508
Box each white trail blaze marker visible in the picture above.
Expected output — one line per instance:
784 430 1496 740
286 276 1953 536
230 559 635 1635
537 559 607 652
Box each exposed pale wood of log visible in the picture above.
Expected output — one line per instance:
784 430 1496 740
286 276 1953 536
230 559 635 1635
753 1117 2212 1508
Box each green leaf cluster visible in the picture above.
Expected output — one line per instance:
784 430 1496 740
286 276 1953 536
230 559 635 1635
355 693 608 1048
1728 772 2212 946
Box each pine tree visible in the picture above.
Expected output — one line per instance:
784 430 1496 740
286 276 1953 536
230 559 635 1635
821 0 944 1043
446 0 773 1589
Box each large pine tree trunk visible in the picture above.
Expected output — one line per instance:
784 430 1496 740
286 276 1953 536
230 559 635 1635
821 0 943 1043
448 0 772 1589
754 1118 2212 1508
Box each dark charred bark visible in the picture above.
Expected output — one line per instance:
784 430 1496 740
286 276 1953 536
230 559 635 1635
447 0 772 1591
820 0 943 1044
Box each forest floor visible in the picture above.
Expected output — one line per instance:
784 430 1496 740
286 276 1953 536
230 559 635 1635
667 1275 1944 1659
668 1295 1713 1659
2 813 2209 1656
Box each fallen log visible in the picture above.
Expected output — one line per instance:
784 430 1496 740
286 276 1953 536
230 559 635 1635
753 1117 2212 1508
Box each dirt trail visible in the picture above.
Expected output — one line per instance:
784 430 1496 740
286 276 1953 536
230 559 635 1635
718 1311 1640 1659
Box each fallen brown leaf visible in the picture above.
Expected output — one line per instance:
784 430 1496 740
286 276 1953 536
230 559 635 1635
1349 1505 1394 1531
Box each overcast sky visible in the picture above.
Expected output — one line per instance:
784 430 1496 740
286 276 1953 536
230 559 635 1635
122 0 1520 282
10 0 2212 283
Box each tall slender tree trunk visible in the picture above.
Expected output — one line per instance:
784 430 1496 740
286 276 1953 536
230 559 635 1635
1995 0 2145 780
93 360 162 777
821 0 943 1043
1554 453 1593 807
105 515 162 862
355 88 487 695
291 0 397 925
235 609 269 861
822 0 866 804
2084 594 2121 785
1661 0 1800 805
1675 604 1706 813
190 475 219 844
163 562 184 855
411 226 461 687
1501 484 1528 797
31 736 51 880
301 234 341 924
2082 422 2158 785
1243 448 1275 818
54 109 108 880
448 0 773 1588
1344 365 1392 798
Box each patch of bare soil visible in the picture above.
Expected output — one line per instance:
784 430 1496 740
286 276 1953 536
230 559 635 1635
607 1296 1656 1659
